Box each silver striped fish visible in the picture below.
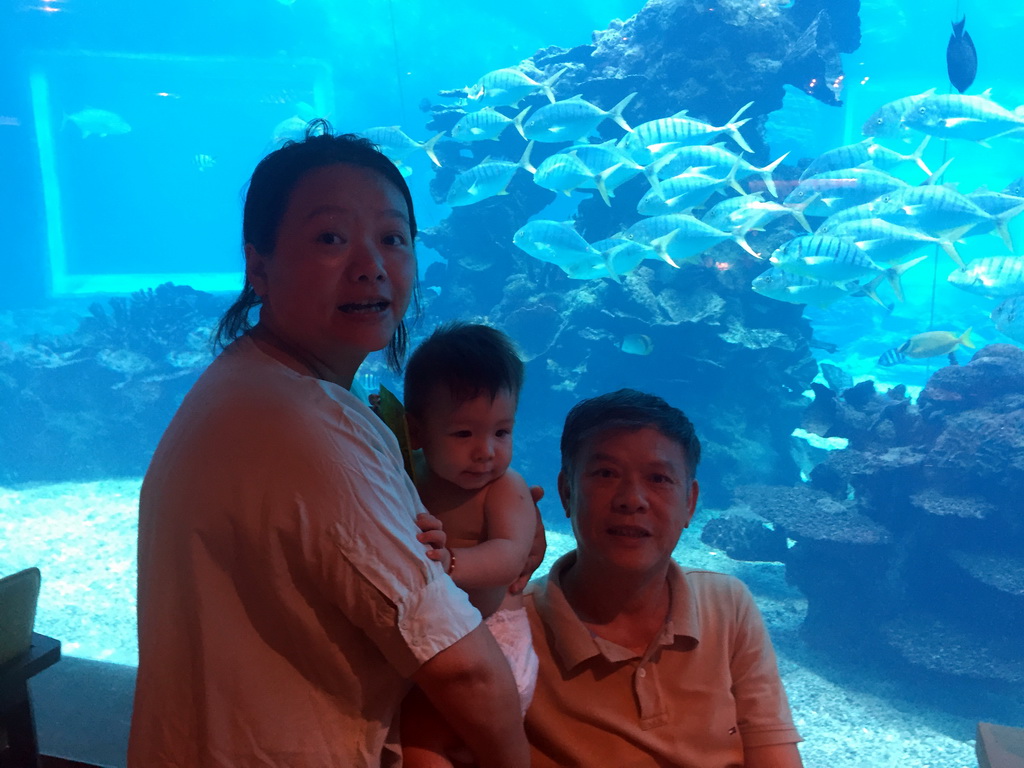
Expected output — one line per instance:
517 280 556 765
948 256 1024 297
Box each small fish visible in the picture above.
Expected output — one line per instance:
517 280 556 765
465 67 568 109
878 328 974 366
964 187 1024 239
870 185 1014 249
620 102 754 163
569 140 652 195
751 268 861 307
902 91 1024 144
947 16 978 94
519 93 636 144
877 348 906 367
991 296 1024 342
619 334 654 355
590 239 653 278
362 126 443 167
636 168 733 216
800 136 932 179
769 235 882 283
293 101 323 122
783 167 909 216
653 144 787 197
818 218 965 268
271 115 310 145
1005 176 1024 197
532 150 617 205
622 214 747 267
513 219 608 276
947 256 1024 297
63 108 131 138
446 142 535 207
193 153 217 172
861 90 934 138
702 193 808 237
450 106 529 142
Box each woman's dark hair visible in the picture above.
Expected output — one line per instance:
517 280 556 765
560 389 701 480
403 322 525 417
213 120 419 371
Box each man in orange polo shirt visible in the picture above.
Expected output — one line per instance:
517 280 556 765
524 389 804 768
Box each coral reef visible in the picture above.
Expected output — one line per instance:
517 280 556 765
0 284 227 483
729 345 1024 692
699 511 789 562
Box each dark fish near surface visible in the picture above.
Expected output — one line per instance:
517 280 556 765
947 16 978 94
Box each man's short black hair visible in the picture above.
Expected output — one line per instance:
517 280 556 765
560 388 701 479
404 322 524 417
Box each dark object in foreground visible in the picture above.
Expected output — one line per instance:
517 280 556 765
947 15 978 94
976 721 1024 768
0 633 62 768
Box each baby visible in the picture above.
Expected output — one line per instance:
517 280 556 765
400 321 539 768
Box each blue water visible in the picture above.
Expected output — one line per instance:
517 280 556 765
2 0 1023 765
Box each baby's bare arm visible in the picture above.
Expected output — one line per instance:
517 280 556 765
448 470 536 591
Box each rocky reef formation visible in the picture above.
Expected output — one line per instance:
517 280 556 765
419 0 858 508
719 345 1024 691
430 249 820 510
0 284 226 483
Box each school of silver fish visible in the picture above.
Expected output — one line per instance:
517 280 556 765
352 70 1024 361
67 66 1024 362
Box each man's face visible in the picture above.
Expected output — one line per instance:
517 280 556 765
559 426 698 578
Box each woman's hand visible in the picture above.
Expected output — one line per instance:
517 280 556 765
416 512 452 572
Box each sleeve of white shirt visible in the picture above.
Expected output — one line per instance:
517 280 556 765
265 383 481 678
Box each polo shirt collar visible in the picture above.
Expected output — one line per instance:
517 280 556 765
530 551 701 674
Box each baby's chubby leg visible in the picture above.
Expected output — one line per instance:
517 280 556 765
400 685 463 768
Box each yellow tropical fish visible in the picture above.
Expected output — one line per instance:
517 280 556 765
878 328 974 366
901 328 974 358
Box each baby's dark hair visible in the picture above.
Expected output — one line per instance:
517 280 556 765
404 322 524 417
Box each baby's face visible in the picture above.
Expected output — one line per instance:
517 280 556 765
416 388 517 491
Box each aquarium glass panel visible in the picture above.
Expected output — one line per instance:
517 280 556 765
2 0 1022 765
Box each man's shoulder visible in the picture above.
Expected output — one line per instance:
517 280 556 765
676 567 754 601
523 566 558 616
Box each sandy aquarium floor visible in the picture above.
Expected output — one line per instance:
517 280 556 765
1 478 1016 768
